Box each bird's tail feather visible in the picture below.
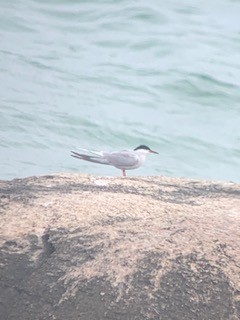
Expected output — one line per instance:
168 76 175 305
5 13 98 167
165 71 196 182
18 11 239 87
71 151 110 165
76 147 103 156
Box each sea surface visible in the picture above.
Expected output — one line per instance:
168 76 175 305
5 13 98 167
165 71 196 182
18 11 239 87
0 0 240 181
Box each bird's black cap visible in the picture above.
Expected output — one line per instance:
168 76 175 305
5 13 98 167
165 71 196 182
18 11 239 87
134 145 151 151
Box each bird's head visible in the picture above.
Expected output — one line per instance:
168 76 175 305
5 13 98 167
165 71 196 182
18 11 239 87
134 145 158 155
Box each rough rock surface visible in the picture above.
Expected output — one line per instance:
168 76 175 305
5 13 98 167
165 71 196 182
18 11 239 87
0 173 240 320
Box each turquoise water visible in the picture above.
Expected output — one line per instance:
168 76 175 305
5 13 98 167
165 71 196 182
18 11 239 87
0 0 240 181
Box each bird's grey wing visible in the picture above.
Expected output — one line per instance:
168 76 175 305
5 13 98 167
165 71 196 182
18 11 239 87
71 151 111 165
106 151 139 168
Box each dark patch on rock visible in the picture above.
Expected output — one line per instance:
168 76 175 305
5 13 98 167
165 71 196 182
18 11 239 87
41 233 55 257
99 214 141 226
0 228 116 320
156 254 235 320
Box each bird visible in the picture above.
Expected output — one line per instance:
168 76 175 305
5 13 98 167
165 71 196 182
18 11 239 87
71 145 158 177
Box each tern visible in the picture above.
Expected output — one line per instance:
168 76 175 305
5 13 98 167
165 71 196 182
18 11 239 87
71 145 158 177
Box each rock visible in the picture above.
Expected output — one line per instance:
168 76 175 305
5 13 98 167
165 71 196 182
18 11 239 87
0 173 240 320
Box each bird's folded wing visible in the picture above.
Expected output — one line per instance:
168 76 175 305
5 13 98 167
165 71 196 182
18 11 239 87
106 152 138 167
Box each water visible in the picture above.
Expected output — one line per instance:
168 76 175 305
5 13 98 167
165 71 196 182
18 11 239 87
1 0 240 182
